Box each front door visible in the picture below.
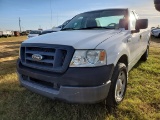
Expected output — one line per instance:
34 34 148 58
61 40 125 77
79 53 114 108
128 11 141 70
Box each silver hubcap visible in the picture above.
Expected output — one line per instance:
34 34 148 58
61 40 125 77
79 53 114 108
115 71 126 102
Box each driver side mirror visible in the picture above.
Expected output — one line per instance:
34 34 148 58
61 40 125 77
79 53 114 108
154 0 160 11
132 19 148 33
135 19 148 30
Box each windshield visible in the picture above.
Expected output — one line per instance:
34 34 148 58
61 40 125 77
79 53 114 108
63 10 127 30
56 20 70 28
30 31 41 34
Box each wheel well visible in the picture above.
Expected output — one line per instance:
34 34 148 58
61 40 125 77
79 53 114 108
118 55 128 67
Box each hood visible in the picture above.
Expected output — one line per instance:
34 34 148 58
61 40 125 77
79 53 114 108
24 30 121 49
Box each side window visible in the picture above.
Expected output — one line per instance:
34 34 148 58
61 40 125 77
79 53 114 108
130 11 137 30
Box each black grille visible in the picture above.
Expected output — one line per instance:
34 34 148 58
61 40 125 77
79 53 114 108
27 47 55 52
21 75 60 90
26 60 53 68
20 43 74 73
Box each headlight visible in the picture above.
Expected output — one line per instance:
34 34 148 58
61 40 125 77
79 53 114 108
70 50 106 67
19 46 21 59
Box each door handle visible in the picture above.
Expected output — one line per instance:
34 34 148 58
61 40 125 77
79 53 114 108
140 35 142 39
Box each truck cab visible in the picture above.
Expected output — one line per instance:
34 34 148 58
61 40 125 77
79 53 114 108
17 8 150 107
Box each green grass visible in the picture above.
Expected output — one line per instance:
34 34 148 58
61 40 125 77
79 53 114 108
0 36 160 120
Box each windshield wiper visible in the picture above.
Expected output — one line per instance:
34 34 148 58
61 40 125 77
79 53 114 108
61 28 76 31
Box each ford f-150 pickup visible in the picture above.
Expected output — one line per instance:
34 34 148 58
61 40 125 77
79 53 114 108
17 8 150 107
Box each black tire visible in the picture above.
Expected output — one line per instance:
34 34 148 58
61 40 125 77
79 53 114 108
141 46 149 61
105 63 128 108
158 33 160 38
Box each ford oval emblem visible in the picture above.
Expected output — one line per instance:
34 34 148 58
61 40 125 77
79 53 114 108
32 54 43 61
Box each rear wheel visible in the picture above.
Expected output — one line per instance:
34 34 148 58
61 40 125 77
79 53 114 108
158 33 160 38
105 63 128 108
141 46 149 61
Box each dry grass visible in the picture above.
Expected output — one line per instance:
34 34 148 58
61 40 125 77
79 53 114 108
0 36 160 120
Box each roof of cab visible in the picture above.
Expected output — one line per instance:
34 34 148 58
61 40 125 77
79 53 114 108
81 8 129 13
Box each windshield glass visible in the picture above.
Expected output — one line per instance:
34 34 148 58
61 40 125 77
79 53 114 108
30 31 41 34
63 10 127 30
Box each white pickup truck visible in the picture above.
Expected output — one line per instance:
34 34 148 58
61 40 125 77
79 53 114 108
17 8 150 107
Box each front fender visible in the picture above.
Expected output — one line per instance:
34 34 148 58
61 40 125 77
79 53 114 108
96 31 130 67
107 42 130 66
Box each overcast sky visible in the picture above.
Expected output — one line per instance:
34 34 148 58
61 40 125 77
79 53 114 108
0 0 159 31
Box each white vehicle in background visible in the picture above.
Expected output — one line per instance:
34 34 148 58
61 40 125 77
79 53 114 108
39 20 71 36
0 30 13 38
27 30 42 39
151 28 160 37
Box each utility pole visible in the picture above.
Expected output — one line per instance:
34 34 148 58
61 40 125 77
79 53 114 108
19 17 21 32
57 13 58 26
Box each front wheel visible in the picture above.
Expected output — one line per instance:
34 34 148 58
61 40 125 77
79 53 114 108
105 63 128 108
